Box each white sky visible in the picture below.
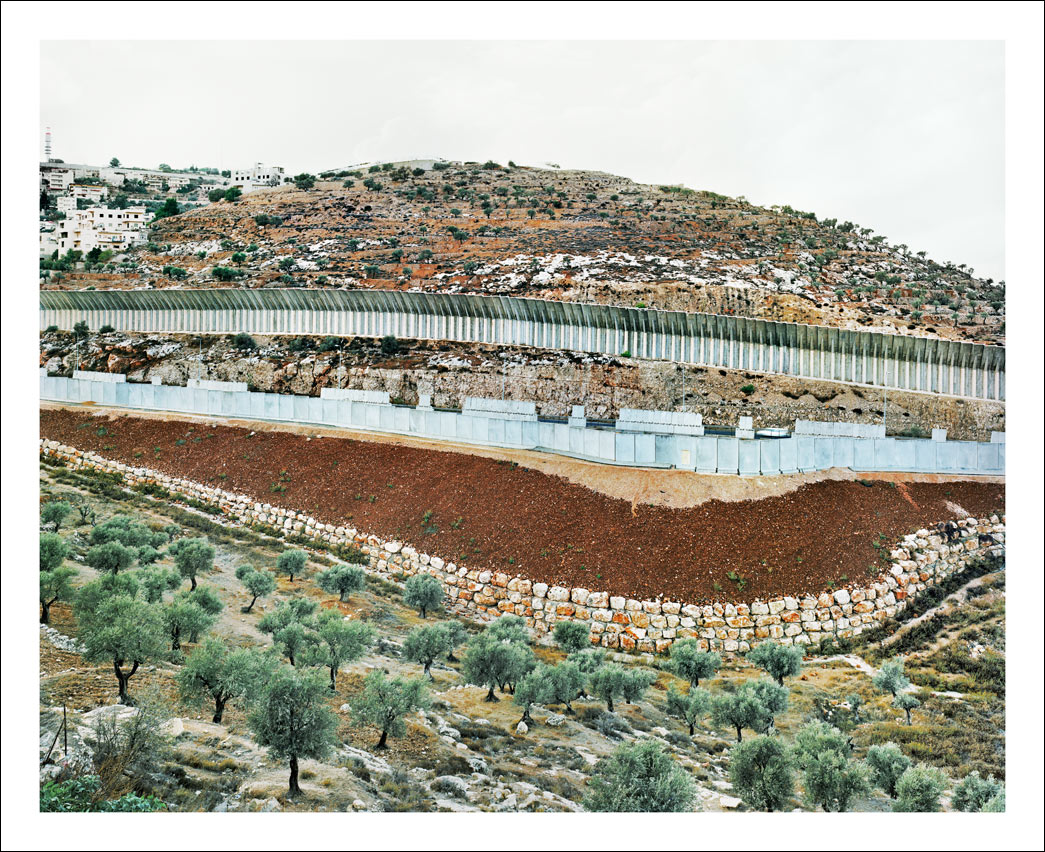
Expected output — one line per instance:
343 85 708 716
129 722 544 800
41 40 1004 279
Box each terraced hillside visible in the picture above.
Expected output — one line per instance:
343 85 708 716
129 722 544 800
42 160 1005 346
37 426 1006 814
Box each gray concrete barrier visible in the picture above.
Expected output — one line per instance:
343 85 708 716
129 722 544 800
39 289 1005 401
39 374 1005 477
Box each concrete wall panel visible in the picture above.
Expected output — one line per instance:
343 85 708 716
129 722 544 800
615 432 635 464
759 439 781 475
717 438 740 474
40 289 1004 401
40 374 1005 477
796 437 815 472
738 440 760 475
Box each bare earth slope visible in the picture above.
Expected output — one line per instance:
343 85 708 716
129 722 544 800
40 407 1004 604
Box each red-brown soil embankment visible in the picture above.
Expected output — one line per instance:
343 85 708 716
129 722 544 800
40 408 1004 603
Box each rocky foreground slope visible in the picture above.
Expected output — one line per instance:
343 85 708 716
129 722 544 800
43 160 1005 346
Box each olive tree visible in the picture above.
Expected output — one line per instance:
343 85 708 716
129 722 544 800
553 620 591 653
665 684 710 736
78 595 168 703
248 666 338 795
303 611 375 690
872 657 910 697
40 533 76 624
41 500 72 532
793 721 870 812
177 640 274 723
747 641 803 686
588 664 652 712
583 740 696 812
86 541 137 575
866 742 912 798
892 764 948 812
90 515 167 552
403 573 445 618
402 623 451 679
545 661 586 714
236 565 276 612
443 620 468 662
164 590 221 651
40 532 68 572
712 686 761 742
349 669 429 749
75 574 141 628
568 648 607 676
711 679 788 742
513 663 551 724
893 692 921 725
171 538 214 590
316 563 365 602
746 679 789 735
276 549 308 584
258 597 318 666
486 614 530 644
619 668 656 706
463 632 534 701
666 639 720 687
729 736 795 811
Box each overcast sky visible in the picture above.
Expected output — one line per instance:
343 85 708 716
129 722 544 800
40 40 1004 280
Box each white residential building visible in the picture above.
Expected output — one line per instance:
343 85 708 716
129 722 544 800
40 165 75 192
56 195 77 214
71 183 108 202
40 223 59 257
231 163 286 193
41 162 104 194
58 206 148 255
98 167 126 186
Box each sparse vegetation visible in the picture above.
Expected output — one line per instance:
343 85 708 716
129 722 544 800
32 419 1006 814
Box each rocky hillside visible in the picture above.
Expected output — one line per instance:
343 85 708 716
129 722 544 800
43 160 1005 345
39 329 1006 440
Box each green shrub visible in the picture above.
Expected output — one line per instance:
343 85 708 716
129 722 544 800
952 770 1002 812
40 776 166 812
553 620 591 653
892 764 948 812
583 741 695 812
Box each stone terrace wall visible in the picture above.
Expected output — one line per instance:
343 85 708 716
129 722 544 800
41 439 1005 654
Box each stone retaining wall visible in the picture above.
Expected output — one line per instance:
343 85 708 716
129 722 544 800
41 439 1005 654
